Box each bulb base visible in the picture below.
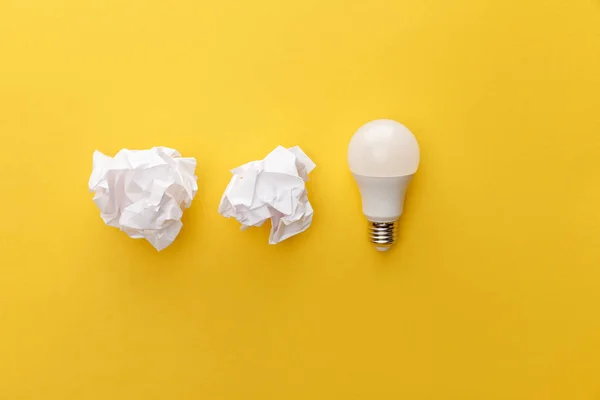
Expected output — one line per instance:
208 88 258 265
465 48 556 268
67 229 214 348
368 220 398 251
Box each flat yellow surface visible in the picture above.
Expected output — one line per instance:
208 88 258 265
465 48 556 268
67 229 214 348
1 0 599 398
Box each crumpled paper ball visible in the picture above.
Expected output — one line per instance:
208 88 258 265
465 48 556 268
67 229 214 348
218 145 316 244
88 146 197 251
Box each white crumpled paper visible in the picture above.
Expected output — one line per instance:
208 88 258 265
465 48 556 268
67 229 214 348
218 146 316 244
88 146 198 251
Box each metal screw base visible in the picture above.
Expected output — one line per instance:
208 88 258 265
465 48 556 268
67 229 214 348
368 220 398 251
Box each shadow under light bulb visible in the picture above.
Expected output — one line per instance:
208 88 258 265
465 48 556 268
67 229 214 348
348 119 420 251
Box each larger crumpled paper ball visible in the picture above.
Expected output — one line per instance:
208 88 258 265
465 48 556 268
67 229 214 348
88 146 198 251
218 146 316 244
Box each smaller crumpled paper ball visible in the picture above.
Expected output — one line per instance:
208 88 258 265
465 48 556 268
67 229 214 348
218 145 316 244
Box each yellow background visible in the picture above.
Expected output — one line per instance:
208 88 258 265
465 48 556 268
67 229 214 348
1 0 599 398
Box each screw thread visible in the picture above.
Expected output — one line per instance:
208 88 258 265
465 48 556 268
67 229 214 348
368 220 398 250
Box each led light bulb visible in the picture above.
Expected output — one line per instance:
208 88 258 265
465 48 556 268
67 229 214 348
348 119 420 251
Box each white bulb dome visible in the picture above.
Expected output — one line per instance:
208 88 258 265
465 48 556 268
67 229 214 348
348 119 420 177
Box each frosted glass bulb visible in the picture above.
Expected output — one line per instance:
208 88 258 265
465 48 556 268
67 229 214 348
348 119 420 251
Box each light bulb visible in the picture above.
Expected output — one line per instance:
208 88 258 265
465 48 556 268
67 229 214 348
348 119 420 251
